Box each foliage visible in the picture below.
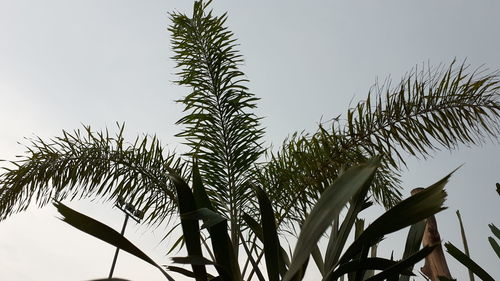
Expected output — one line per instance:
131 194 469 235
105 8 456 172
443 183 500 281
53 200 174 280
56 158 451 281
0 125 187 225
0 1 500 280
169 0 264 252
258 61 500 228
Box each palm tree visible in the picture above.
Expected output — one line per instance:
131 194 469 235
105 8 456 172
0 0 499 265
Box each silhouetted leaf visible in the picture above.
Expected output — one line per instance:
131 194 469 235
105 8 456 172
254 184 283 281
364 244 437 281
191 161 241 281
489 223 500 240
399 220 425 281
445 242 494 281
456 210 475 281
283 158 379 281
324 257 414 281
487 237 500 260
339 171 450 264
53 201 173 281
170 172 208 281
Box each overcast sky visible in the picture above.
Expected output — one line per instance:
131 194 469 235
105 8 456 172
0 1 499 280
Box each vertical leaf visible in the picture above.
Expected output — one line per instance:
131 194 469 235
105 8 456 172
456 210 475 281
445 242 494 281
283 159 379 281
191 162 242 281
399 220 425 281
170 173 207 281
254 184 282 281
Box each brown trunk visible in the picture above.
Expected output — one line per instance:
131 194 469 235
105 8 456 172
411 188 452 281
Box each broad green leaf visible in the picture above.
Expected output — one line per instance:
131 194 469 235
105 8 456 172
283 158 379 281
456 210 475 281
445 242 494 281
489 223 500 240
487 237 500 259
192 161 215 211
254 184 282 281
170 172 208 281
53 201 173 281
339 171 451 264
364 244 437 281
399 220 425 281
323 257 414 281
181 208 226 229
239 231 266 281
242 212 291 269
311 244 325 276
324 195 370 273
191 162 242 281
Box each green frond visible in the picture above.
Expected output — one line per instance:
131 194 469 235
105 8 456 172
256 131 401 227
169 0 264 246
258 60 499 226
343 60 500 166
0 125 186 225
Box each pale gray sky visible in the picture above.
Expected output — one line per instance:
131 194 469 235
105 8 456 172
0 1 499 280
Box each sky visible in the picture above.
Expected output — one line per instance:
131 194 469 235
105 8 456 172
0 0 499 280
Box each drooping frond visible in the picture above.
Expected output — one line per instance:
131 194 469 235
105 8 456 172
259 61 500 224
169 0 264 245
256 130 401 227
0 125 186 225
342 61 500 166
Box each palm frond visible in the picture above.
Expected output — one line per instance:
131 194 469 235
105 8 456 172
0 125 186 225
256 130 401 227
258 61 500 225
343 61 500 165
169 0 264 248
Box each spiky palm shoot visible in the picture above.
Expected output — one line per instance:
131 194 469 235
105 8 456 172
169 1 264 254
259 62 500 227
0 125 186 225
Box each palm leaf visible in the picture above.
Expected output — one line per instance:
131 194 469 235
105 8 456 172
398 220 425 281
489 223 500 240
259 60 500 228
488 223 500 259
0 125 185 225
283 158 379 281
364 244 437 281
445 242 495 281
323 257 415 281
191 162 242 281
487 237 500 260
456 210 475 281
338 170 450 265
324 185 372 271
53 201 173 281
169 0 264 254
254 184 287 281
169 172 208 281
